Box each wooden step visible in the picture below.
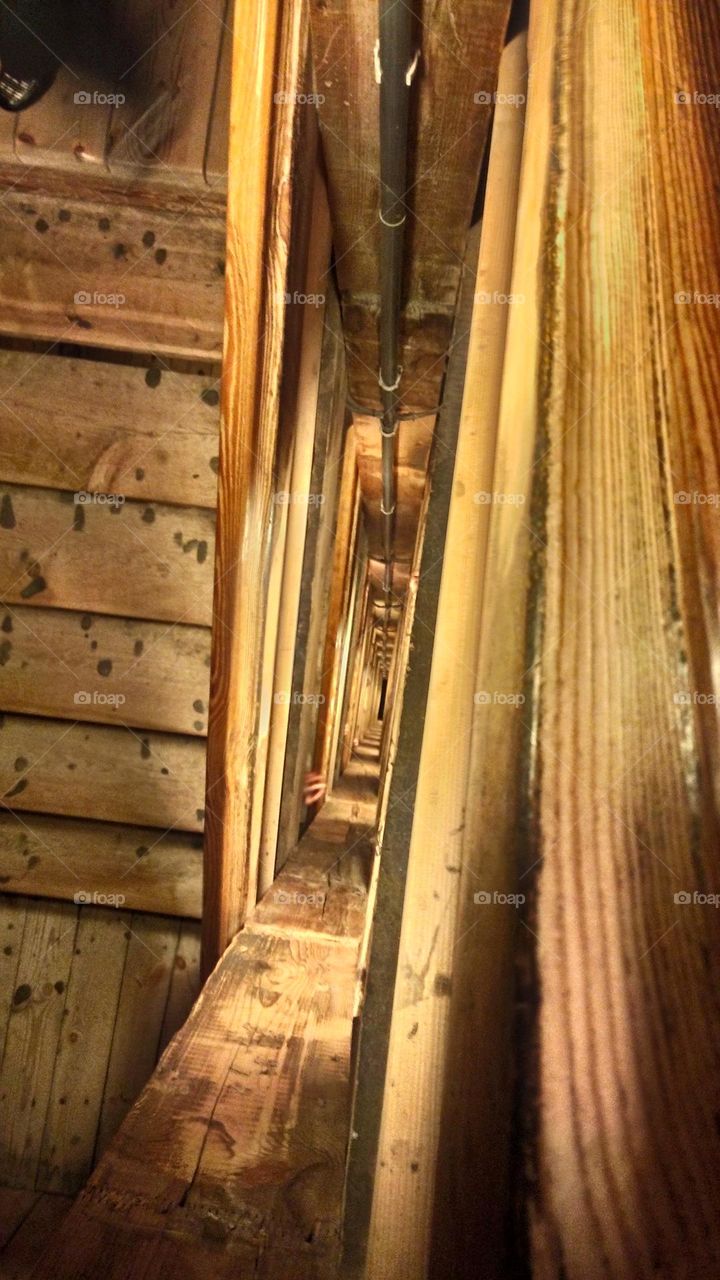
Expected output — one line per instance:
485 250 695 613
0 605 210 736
0 715 206 832
0 812 202 918
0 346 220 509
0 484 215 626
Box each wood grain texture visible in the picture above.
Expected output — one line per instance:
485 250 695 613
0 895 201 1197
0 346 221 509
0 174 225 358
203 0 305 969
0 484 215 626
0 812 202 918
0 605 210 735
0 715 206 832
520 2 720 1275
26 795 374 1276
0 1190 73 1278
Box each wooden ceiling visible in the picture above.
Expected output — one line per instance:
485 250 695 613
309 0 512 568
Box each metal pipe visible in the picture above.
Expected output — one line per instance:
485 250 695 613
378 0 415 596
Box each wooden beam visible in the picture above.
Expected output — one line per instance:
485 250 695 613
202 0 305 972
342 216 481 1279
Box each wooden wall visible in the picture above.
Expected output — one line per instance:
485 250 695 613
0 0 229 1195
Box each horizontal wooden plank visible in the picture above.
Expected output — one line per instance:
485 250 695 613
253 823 372 943
0 346 221 508
0 605 210 735
0 177 225 358
0 485 215 626
0 715 206 832
0 812 202 918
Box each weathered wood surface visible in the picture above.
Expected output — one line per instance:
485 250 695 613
6 0 230 185
0 605 210 735
0 346 221 509
203 0 306 969
0 813 202 918
0 174 225 357
0 895 199 1197
0 1189 73 1278
0 716 206 832
512 1 720 1276
28 791 375 1277
0 484 215 626
309 0 511 413
366 25 530 1277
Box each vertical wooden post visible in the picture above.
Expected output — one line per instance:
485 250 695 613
202 0 306 974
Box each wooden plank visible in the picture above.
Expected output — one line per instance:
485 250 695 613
203 0 303 970
107 0 226 180
15 69 113 171
95 914 180 1159
203 0 232 184
0 174 225 358
157 920 201 1054
0 605 211 736
0 899 78 1188
520 2 720 1275
309 0 511 411
0 1191 73 1278
342 212 480 1279
37 907 131 1193
0 1187 39 1248
0 895 27 1064
0 484 215 626
0 716 206 833
0 346 221 509
367 25 530 1277
0 813 202 918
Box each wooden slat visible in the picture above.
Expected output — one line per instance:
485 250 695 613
36 907 131 1194
0 605 211 736
106 0 226 179
0 484 215 626
95 915 180 1159
0 813 202 918
0 716 206 832
203 0 302 969
0 175 225 358
15 69 113 171
204 0 232 184
0 1187 40 1248
0 896 26 1064
158 920 201 1054
0 899 78 1188
0 346 221 509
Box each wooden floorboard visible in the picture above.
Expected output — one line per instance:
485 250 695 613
0 1189 73 1278
28 788 377 1277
